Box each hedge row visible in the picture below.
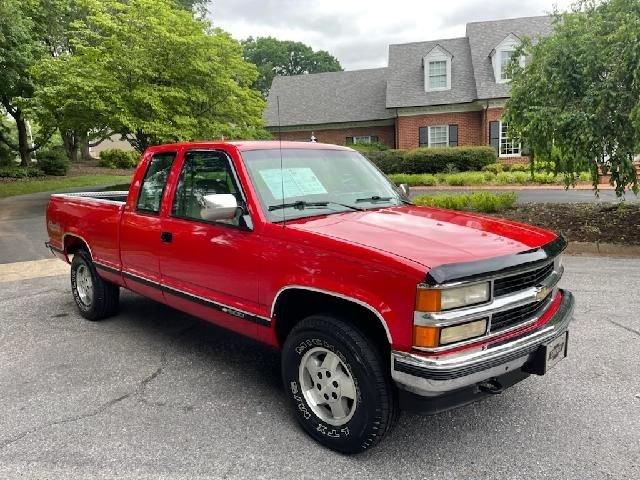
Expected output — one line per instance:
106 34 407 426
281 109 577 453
364 146 497 174
98 149 140 169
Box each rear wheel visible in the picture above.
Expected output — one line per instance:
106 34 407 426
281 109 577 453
71 250 120 321
281 314 398 454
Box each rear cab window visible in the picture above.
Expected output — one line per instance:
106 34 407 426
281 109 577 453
136 152 177 214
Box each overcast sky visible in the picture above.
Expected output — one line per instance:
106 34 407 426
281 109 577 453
209 0 574 70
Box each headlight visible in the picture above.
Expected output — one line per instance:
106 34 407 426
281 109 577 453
440 319 488 345
413 319 488 348
415 282 490 312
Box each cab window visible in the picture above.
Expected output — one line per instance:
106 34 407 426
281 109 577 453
171 150 242 226
136 152 176 214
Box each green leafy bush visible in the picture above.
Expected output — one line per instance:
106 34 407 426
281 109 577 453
496 171 529 184
98 149 139 169
482 163 504 174
506 163 530 172
444 172 488 186
37 148 70 176
533 172 559 184
388 173 437 186
0 142 15 166
350 142 388 153
413 192 518 213
365 146 496 174
0 166 45 178
579 171 592 182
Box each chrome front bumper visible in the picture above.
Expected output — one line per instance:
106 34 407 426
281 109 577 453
391 289 575 397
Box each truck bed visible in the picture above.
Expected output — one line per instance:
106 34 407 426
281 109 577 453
46 191 130 269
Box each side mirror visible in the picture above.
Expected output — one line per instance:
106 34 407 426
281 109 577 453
201 194 239 222
398 183 411 198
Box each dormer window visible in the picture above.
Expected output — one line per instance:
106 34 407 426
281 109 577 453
424 45 452 92
499 50 515 81
491 33 524 84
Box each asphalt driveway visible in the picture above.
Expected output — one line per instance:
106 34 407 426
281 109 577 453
0 256 638 479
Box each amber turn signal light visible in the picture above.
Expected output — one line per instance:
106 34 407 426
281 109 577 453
415 288 441 312
413 325 440 348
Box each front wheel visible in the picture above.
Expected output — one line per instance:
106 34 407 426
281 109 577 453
281 314 398 454
71 250 120 321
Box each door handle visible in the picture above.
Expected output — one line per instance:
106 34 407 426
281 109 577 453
160 231 173 243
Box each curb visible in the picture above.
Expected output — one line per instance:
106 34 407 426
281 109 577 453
565 242 640 258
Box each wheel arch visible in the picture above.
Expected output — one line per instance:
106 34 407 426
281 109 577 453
272 286 393 354
63 233 93 259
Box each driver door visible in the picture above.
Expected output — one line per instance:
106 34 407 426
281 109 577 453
158 149 264 338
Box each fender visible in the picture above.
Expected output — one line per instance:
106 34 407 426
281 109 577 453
271 285 393 343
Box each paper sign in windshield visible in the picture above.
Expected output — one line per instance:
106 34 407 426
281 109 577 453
259 168 328 200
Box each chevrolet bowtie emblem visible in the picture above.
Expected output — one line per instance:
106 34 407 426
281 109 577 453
535 286 551 301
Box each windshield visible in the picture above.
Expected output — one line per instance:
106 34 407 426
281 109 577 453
241 148 403 222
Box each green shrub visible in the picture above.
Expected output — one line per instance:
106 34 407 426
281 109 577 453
0 142 15 166
98 149 139 169
388 173 437 186
482 171 497 182
579 171 592 182
533 172 559 184
482 163 504 174
507 163 529 172
533 160 556 172
37 148 70 176
0 166 45 178
350 142 388 153
444 172 487 186
364 146 496 174
496 171 530 184
413 192 517 213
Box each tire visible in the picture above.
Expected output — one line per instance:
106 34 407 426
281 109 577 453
70 249 120 321
281 314 398 454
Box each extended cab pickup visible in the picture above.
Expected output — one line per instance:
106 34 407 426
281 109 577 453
46 141 574 453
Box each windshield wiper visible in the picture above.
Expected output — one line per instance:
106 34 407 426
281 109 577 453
355 195 395 204
268 200 364 212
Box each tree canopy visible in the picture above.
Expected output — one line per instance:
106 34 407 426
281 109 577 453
503 0 640 195
242 36 343 97
28 0 266 155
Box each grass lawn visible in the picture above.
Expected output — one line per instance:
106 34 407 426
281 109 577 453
0 174 132 199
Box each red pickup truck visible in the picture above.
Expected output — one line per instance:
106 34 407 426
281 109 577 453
46 141 574 453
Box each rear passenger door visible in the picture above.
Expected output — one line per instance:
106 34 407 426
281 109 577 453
158 149 264 337
119 150 177 302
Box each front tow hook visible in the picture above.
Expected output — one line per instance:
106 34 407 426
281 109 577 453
478 379 504 394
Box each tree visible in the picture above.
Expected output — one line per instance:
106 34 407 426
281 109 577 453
32 0 266 154
503 0 640 196
0 0 53 166
242 37 343 97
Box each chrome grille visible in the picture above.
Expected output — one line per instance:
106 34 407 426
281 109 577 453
490 298 550 332
493 262 554 297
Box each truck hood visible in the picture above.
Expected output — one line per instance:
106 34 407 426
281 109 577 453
286 206 557 269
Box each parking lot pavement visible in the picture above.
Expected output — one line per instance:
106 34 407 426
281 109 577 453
0 256 638 479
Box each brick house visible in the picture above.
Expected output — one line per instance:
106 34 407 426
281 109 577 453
264 16 554 163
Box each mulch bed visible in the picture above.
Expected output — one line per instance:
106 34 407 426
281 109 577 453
497 203 640 245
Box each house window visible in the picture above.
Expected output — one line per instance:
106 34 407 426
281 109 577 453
346 135 378 145
428 125 448 148
428 61 448 89
499 122 521 157
499 50 515 81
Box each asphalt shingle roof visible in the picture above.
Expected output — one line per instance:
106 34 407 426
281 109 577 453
264 68 393 127
466 15 554 99
386 37 477 108
264 16 555 126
